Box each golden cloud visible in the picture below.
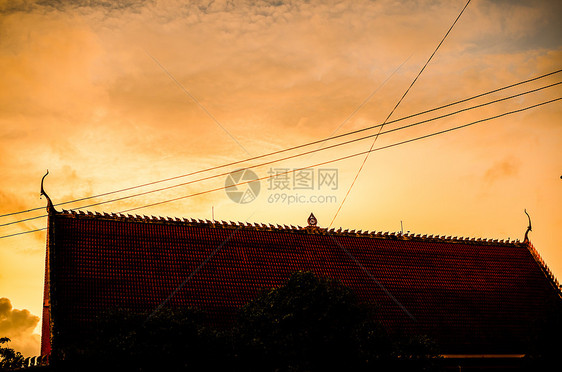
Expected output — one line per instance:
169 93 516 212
0 298 40 357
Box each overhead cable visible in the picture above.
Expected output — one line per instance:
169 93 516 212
1 67 560 220
1 81 560 229
1 96 559 240
330 0 472 227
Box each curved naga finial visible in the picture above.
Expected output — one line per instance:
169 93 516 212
523 209 532 244
40 170 55 214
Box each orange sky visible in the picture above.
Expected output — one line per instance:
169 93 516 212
1 0 561 357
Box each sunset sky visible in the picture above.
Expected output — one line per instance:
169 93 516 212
0 0 561 357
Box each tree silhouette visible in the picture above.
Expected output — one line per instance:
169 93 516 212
0 338 24 370
55 307 228 371
233 271 439 371
51 271 440 371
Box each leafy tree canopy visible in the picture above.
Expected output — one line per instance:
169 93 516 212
54 271 440 371
234 271 439 371
0 337 24 371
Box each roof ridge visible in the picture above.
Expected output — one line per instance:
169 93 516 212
57 208 520 246
526 241 562 297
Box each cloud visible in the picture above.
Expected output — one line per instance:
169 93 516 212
484 157 520 185
0 0 153 15
0 298 40 357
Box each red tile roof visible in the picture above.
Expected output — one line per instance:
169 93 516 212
41 209 561 356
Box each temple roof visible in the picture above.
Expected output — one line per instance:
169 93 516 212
42 208 562 356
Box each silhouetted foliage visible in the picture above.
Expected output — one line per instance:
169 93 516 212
53 307 228 371
52 271 440 371
232 271 440 371
0 337 25 370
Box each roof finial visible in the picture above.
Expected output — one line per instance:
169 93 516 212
307 213 317 227
523 209 532 244
40 170 56 214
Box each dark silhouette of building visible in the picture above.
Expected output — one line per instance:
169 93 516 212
40 198 561 367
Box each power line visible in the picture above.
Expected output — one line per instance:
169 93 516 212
0 228 47 240
118 97 561 213
1 96 559 240
2 68 559 220
330 0 472 227
314 54 413 152
1 80 560 228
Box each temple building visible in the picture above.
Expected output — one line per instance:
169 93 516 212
39 188 561 368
